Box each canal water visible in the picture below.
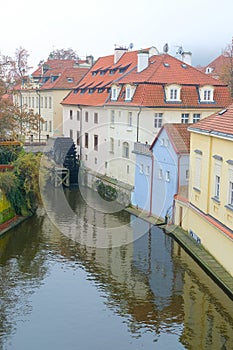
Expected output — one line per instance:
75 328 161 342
0 186 233 350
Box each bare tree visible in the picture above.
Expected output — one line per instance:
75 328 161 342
48 48 79 60
220 40 233 97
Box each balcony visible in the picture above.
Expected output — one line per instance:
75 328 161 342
132 142 151 156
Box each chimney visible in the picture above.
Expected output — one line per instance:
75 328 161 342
181 51 192 66
86 55 94 66
137 50 149 73
114 46 128 64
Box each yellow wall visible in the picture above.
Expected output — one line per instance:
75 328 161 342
188 206 233 276
186 130 233 276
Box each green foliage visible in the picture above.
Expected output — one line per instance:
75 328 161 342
13 152 42 214
0 151 42 216
0 144 23 164
0 207 15 224
96 181 117 201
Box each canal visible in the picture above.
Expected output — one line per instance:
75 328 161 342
0 186 233 350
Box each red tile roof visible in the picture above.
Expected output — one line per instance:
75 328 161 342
15 59 89 91
62 50 139 106
188 103 233 137
150 123 191 154
201 54 232 79
62 52 231 108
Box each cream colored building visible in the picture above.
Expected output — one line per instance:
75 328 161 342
14 58 91 141
62 47 231 197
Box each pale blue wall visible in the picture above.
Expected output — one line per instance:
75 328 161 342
132 153 151 212
133 128 189 220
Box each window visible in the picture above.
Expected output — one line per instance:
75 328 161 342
204 90 211 101
70 110 73 120
186 169 189 180
85 111 88 122
127 165 130 174
45 97 48 108
85 154 88 161
94 112 98 124
49 121 52 132
85 133 88 148
29 97 31 108
229 182 233 206
95 157 97 164
154 113 163 128
49 97 52 109
45 121 48 131
128 112 132 127
170 89 177 100
111 110 115 125
125 87 131 100
139 164 144 174
194 156 201 190
41 97 43 108
146 165 150 176
76 131 80 145
110 137 114 153
111 88 117 100
215 175 220 199
77 110 80 121
36 97 39 108
123 142 129 158
32 97 34 108
70 129 73 139
181 113 189 124
158 169 163 179
94 135 98 151
165 171 170 182
193 113 200 123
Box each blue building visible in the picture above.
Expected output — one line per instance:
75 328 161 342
132 124 190 221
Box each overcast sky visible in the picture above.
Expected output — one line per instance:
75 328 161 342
1 0 232 70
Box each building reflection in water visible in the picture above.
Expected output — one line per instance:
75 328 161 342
0 186 232 349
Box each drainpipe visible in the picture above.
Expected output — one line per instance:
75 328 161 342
149 150 154 216
36 89 41 142
136 107 142 142
78 105 83 161
172 154 181 224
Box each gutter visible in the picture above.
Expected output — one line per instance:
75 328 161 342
149 150 154 216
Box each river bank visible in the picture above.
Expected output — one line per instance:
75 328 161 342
0 215 28 237
125 205 233 300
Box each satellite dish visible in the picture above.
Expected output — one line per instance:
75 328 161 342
129 43 134 50
163 43 169 53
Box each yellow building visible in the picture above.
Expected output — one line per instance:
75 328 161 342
174 104 233 276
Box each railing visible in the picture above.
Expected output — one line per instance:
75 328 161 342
132 142 151 155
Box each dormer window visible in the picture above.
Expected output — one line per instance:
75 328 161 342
199 85 214 103
112 88 117 100
111 84 120 101
165 84 181 102
205 67 213 74
125 84 136 101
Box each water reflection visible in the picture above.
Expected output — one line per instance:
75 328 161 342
0 187 232 349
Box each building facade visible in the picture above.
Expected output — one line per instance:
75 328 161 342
13 58 91 141
174 105 233 276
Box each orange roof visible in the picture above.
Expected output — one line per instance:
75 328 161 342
202 54 232 79
62 50 139 106
16 59 89 91
150 123 190 154
62 51 231 108
118 54 225 85
188 103 233 137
